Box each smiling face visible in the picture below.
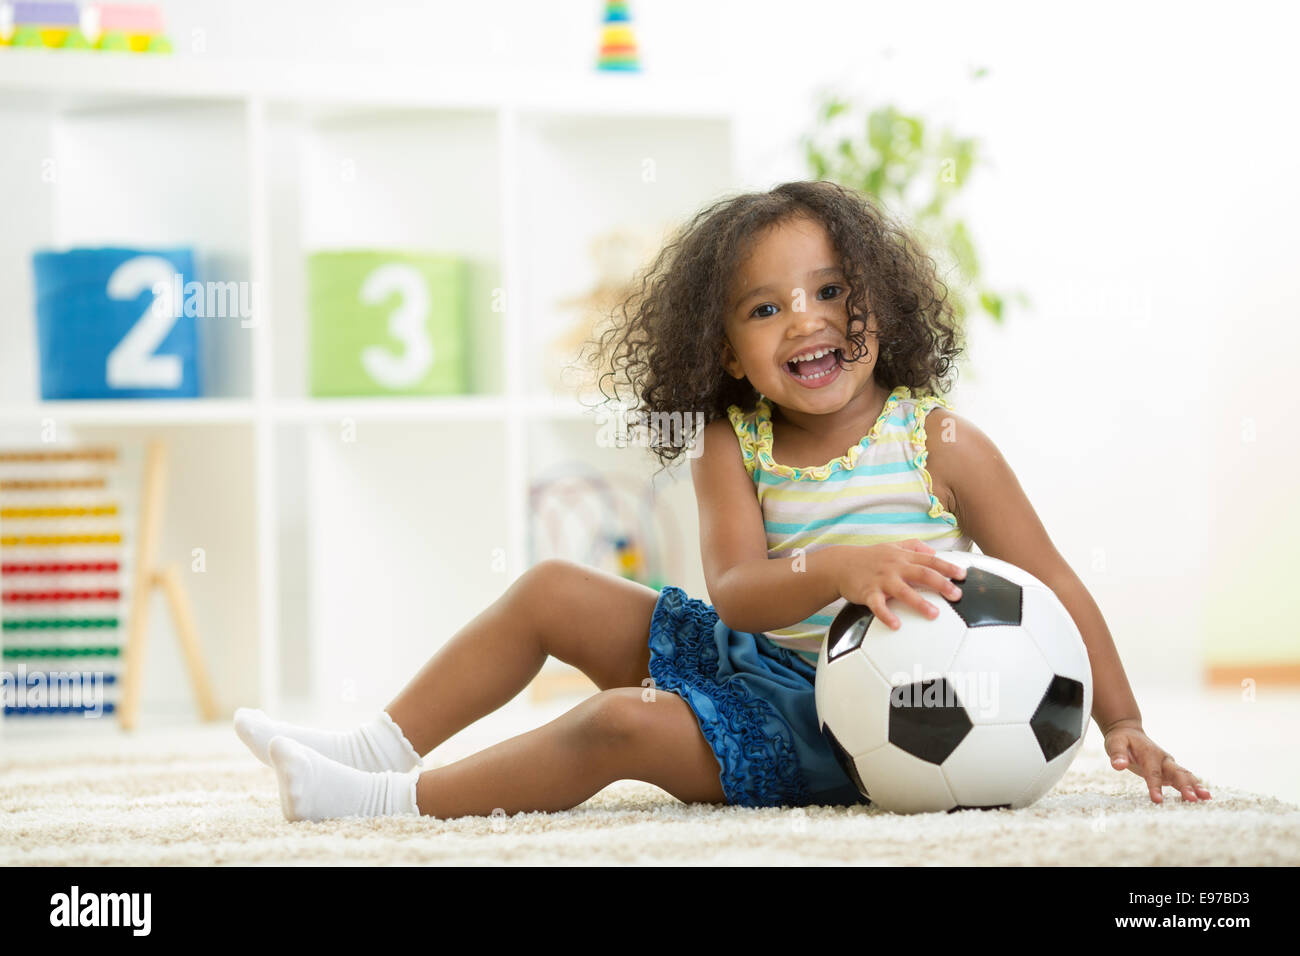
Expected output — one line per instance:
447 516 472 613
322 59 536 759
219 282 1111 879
720 214 885 425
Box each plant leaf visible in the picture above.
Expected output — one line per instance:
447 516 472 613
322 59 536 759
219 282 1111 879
979 290 1004 323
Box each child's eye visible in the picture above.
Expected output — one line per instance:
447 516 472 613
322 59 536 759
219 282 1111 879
819 284 844 299
751 303 778 318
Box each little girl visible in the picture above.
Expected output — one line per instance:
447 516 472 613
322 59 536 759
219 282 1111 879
235 179 1211 820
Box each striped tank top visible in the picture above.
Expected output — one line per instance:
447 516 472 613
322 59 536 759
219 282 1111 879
725 384 974 665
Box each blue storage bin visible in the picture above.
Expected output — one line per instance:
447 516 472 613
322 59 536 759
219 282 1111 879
32 247 202 400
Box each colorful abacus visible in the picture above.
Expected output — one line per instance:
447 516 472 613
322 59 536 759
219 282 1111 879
0 1 171 52
0 445 130 721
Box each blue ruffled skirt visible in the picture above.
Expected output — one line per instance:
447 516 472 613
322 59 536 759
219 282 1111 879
647 585 869 808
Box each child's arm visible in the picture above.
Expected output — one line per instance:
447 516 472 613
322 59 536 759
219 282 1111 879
689 418 965 636
924 408 1211 804
690 419 838 633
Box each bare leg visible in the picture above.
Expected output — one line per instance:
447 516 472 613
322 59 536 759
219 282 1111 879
386 559 660 757
414 686 726 817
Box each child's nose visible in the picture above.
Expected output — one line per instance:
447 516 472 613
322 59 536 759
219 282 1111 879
789 310 831 334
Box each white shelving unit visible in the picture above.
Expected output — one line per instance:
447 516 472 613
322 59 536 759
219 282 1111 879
0 50 737 728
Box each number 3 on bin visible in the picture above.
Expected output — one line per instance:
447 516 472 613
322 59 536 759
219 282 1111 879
359 263 434 389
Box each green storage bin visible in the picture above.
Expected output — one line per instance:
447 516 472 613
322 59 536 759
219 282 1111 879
308 250 469 397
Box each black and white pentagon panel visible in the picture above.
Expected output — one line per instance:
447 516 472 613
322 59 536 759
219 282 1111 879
945 564 1022 627
1030 674 1086 761
821 722 870 799
826 602 873 662
887 677 972 764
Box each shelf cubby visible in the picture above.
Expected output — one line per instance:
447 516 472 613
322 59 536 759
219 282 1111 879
0 50 736 730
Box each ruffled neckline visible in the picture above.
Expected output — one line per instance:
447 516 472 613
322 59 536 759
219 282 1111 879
751 384 914 481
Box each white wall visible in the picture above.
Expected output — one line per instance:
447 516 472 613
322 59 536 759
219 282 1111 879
148 0 1300 690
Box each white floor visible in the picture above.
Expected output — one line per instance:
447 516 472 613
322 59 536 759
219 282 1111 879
4 682 1298 808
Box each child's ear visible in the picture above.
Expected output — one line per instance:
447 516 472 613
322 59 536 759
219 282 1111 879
720 338 745 379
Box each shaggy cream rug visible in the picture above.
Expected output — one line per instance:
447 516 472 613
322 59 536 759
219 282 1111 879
2 722 1298 866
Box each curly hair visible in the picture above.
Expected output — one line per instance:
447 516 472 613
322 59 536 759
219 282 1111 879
580 180 964 475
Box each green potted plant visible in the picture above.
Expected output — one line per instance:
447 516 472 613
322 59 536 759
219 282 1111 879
801 78 1028 347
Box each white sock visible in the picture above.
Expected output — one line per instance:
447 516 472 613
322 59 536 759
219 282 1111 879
268 736 421 822
234 708 422 773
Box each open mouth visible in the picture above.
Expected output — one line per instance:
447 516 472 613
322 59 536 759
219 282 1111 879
784 348 844 386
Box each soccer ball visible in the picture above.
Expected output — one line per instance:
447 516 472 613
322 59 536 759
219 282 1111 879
815 550 1092 813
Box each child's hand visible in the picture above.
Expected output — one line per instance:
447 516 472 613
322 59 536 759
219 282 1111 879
1103 719 1212 804
835 539 967 630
